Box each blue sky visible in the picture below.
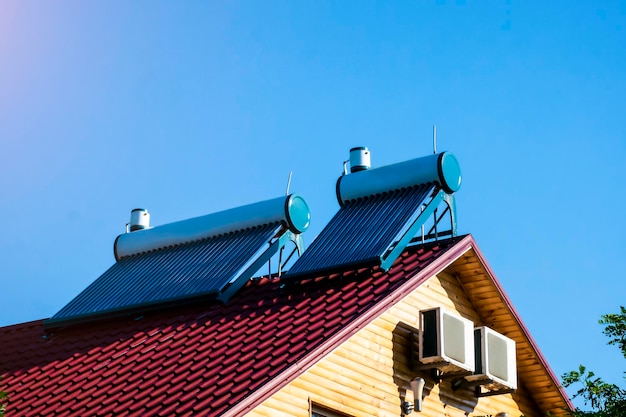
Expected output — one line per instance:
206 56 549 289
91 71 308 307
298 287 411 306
1 1 625 409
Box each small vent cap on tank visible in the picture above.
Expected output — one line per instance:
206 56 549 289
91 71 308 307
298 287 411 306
129 208 150 232
349 146 371 173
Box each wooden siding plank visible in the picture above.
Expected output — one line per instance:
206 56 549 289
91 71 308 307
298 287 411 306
292 376 399 417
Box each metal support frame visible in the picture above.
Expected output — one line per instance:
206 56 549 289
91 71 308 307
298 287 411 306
414 361 474 383
380 188 458 271
410 192 458 246
476 387 516 397
451 376 516 397
452 376 490 391
443 193 457 237
423 193 457 241
278 233 304 277
380 190 446 271
219 230 304 302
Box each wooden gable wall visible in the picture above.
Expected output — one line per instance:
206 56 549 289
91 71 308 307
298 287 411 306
248 268 544 417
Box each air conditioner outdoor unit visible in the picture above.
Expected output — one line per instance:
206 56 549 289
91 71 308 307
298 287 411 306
468 326 517 391
419 307 475 374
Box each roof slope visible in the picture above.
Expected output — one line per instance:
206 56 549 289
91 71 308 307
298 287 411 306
0 235 572 416
0 237 461 417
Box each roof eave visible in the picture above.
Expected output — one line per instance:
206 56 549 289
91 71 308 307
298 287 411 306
463 235 575 412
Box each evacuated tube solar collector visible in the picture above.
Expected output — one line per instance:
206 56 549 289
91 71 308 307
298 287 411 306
46 194 311 328
287 146 462 278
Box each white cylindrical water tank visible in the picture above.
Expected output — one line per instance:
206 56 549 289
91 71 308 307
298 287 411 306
114 194 310 261
336 151 462 206
129 208 150 232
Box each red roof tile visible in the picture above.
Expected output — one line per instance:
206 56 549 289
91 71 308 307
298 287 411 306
0 238 465 417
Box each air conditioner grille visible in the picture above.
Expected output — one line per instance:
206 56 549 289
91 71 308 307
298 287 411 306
443 314 466 363
487 332 509 381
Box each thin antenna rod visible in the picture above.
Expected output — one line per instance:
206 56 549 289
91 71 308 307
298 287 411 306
433 124 437 154
285 171 293 195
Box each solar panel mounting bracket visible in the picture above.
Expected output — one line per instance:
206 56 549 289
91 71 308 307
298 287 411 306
218 229 303 302
443 193 457 238
380 189 449 271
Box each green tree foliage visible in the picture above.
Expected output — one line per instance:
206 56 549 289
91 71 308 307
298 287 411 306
0 385 6 417
562 306 626 417
0 375 8 417
601 306 626 359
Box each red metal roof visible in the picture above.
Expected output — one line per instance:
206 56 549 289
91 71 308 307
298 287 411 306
0 237 465 417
